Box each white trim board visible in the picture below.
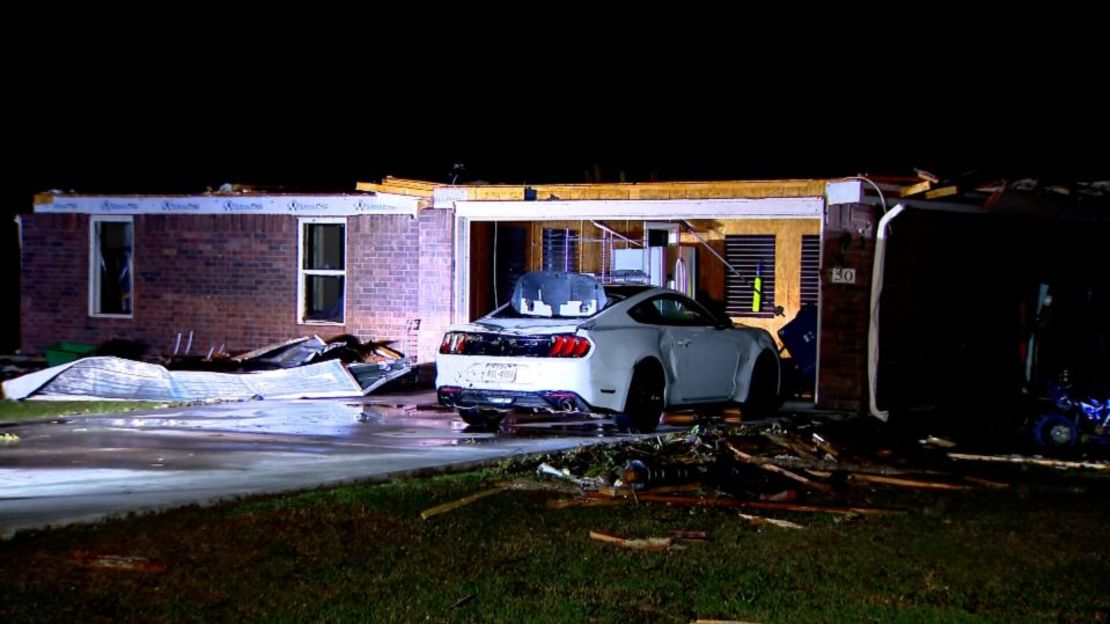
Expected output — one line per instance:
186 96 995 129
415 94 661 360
451 197 823 221
36 194 421 217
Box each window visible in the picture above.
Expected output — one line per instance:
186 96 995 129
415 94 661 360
629 295 715 326
800 234 820 306
89 216 133 317
298 218 346 324
541 228 579 272
724 234 776 318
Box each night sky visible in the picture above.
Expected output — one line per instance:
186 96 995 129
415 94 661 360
5 82 1107 352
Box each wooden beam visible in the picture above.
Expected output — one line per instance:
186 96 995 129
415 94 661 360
948 453 1109 471
420 488 503 519
924 185 958 199
900 180 932 197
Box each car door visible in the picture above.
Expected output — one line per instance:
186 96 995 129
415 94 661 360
647 295 740 402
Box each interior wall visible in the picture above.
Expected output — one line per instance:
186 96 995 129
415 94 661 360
522 219 820 340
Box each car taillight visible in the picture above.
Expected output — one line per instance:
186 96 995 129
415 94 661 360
439 332 467 354
548 334 591 358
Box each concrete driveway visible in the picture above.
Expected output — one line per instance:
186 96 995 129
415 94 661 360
0 389 674 537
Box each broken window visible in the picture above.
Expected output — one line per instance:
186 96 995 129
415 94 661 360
89 216 133 317
299 218 346 324
542 228 579 272
800 234 820 306
724 234 776 318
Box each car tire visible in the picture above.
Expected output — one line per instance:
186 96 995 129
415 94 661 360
624 361 665 433
457 408 504 430
1033 412 1078 447
743 352 780 418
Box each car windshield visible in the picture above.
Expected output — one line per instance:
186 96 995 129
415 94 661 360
489 284 651 319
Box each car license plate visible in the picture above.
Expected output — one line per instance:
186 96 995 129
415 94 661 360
469 363 518 383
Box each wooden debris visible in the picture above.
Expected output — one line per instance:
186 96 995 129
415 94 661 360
744 454 947 477
420 488 504 520
848 474 970 490
726 442 833 492
589 530 677 552
597 492 902 515
962 476 1010 489
900 180 932 197
763 432 820 461
668 530 709 541
738 513 805 530
811 433 840 460
494 478 583 495
73 551 166 573
915 168 939 183
645 482 703 495
662 412 698 425
920 435 957 449
947 453 1110 471
547 497 630 510
925 185 958 199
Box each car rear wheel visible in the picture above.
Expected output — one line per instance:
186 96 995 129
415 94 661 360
624 361 665 433
457 408 504 430
744 352 780 418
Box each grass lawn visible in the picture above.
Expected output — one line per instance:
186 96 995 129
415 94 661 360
0 400 169 424
1 457 1107 623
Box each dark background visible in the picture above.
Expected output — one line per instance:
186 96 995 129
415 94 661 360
5 44 1108 354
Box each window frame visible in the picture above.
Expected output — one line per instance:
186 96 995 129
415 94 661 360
628 294 717 327
724 233 777 318
88 215 134 319
297 217 347 325
800 234 821 307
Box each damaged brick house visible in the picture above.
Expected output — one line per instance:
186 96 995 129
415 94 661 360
19 176 1108 417
19 191 453 367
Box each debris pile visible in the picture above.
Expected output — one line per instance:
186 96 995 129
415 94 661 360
2 334 413 401
415 418 1100 539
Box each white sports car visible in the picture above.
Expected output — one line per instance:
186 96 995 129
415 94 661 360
436 272 781 431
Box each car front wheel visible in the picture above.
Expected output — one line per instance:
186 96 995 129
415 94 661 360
744 352 780 417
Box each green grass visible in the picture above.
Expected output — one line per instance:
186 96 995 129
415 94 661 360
0 400 169 424
1 462 1108 623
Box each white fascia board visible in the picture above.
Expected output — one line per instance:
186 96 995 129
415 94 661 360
452 197 823 220
34 194 421 217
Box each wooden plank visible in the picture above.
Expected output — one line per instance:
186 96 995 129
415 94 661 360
948 453 1109 471
420 488 503 520
726 442 833 492
900 180 932 197
376 178 830 201
738 512 806 529
924 185 959 199
607 493 903 515
589 530 674 552
848 473 970 490
547 497 629 510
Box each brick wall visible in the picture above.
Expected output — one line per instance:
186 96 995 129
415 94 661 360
816 203 878 412
20 210 455 363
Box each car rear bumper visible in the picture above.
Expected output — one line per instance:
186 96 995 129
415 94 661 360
437 386 593 413
434 353 627 412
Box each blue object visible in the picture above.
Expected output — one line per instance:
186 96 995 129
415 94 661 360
778 304 818 387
